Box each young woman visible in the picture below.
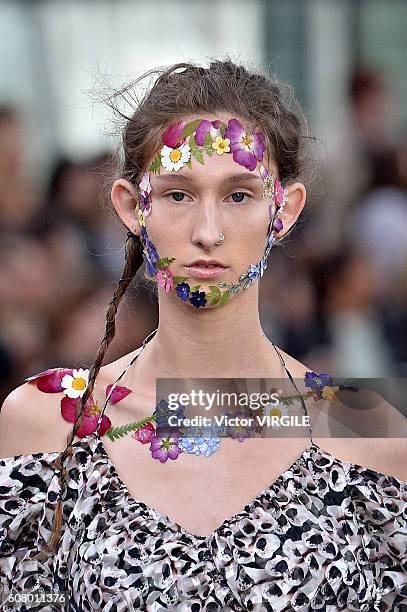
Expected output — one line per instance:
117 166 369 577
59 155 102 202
1 60 406 611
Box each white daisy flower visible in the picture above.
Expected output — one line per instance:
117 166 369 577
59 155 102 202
264 400 290 429
61 368 90 398
161 143 191 172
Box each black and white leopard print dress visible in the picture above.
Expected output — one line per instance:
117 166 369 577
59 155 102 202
1 340 406 611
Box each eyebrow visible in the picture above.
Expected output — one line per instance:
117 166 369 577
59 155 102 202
154 172 263 185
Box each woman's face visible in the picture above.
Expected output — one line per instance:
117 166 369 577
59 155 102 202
112 114 306 309
148 142 270 293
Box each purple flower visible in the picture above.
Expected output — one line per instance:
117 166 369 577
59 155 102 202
176 282 190 301
225 411 256 442
150 433 183 462
195 119 221 146
305 372 334 398
273 218 283 232
141 227 159 276
189 290 207 308
224 119 266 171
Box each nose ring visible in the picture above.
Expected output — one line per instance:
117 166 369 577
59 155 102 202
215 233 225 245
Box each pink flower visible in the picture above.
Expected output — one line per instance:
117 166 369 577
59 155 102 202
25 367 75 393
195 119 221 146
156 268 174 292
61 395 111 437
132 422 155 444
273 179 287 208
105 384 132 405
162 121 187 148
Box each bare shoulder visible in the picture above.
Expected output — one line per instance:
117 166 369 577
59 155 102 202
313 390 407 482
0 350 139 460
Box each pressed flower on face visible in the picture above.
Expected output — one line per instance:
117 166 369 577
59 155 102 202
61 368 90 399
161 143 191 172
224 118 266 171
212 136 231 155
156 268 174 292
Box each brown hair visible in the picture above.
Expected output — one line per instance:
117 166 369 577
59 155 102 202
32 57 318 561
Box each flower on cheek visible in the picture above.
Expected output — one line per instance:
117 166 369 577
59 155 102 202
161 143 191 172
224 118 266 171
156 267 174 292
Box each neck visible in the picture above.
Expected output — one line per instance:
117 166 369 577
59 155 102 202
143 287 281 378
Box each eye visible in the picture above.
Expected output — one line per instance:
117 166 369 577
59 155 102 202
167 191 187 203
228 192 251 204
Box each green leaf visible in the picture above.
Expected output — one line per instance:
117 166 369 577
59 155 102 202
173 276 189 285
148 152 161 173
180 119 201 139
156 257 176 269
219 290 231 306
207 292 222 305
106 416 156 442
203 133 213 147
219 123 227 137
208 285 221 294
190 285 202 293
188 134 204 165
185 157 192 169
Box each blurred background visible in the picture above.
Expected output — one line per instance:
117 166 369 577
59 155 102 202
1 0 407 399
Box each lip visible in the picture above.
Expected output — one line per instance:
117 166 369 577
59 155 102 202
185 264 228 280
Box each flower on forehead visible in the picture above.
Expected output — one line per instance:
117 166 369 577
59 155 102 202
189 290 207 308
60 368 90 399
176 281 190 301
150 433 183 462
161 143 191 172
212 136 231 155
195 119 222 146
61 395 111 437
224 118 266 171
156 267 174 292
139 172 152 217
132 422 155 444
162 120 187 148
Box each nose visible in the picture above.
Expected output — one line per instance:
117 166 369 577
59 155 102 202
190 198 224 250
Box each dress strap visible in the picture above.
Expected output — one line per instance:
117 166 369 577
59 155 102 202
95 327 158 431
270 341 315 445
95 329 314 446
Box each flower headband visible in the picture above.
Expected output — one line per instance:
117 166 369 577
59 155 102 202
135 117 289 307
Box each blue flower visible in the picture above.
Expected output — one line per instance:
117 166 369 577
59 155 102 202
247 264 260 282
305 372 334 392
178 436 221 456
176 282 190 301
189 290 207 308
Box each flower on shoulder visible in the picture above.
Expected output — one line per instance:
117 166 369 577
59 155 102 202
105 383 132 405
25 367 75 393
132 422 155 444
305 372 336 401
225 410 256 442
61 395 111 437
61 368 90 399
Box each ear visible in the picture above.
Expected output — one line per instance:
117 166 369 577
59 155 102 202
110 179 142 236
275 182 306 238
